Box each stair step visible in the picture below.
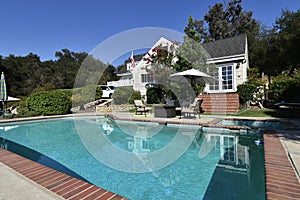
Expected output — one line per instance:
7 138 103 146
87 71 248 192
199 93 239 114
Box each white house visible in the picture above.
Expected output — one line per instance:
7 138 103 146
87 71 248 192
202 34 249 94
108 35 248 113
108 37 177 96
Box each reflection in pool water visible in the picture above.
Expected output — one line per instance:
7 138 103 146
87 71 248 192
220 119 285 129
0 117 265 200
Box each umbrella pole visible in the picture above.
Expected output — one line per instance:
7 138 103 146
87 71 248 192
1 100 4 117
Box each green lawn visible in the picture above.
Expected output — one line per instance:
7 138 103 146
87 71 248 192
230 108 300 118
201 108 300 118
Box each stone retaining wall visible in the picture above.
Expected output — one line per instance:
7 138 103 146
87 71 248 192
96 104 135 113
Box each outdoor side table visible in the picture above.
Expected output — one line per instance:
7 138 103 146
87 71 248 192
154 105 176 118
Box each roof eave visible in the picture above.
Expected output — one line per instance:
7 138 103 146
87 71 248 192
206 54 246 64
117 72 132 76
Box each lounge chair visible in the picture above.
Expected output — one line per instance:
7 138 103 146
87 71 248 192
134 100 151 117
181 97 203 118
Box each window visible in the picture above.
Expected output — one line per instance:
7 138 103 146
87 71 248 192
208 65 233 92
209 71 219 90
222 66 233 90
141 73 154 83
222 136 236 163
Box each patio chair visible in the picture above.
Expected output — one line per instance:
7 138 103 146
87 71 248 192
181 97 203 119
134 100 151 117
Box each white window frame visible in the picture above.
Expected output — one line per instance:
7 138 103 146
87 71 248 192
207 64 235 93
141 73 154 83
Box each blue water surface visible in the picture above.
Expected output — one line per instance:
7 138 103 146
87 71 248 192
0 116 265 200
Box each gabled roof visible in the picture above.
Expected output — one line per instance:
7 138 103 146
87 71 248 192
202 34 246 59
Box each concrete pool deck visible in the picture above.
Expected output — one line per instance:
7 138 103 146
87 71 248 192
0 112 299 199
0 162 64 200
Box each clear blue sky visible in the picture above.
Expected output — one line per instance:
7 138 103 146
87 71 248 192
1 0 299 63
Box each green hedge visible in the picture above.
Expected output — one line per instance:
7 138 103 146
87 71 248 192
270 73 300 103
129 90 141 104
26 90 72 115
237 83 257 105
146 87 162 104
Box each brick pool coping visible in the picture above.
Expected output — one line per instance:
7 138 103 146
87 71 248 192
263 130 300 200
0 148 127 200
0 114 299 199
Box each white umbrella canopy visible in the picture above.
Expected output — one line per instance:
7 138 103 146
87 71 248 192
169 68 217 85
5 96 20 102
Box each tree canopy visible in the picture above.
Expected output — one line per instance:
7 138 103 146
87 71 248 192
184 0 258 42
250 9 300 77
0 49 118 97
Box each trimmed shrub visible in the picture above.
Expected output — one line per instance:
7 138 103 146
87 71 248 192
146 87 162 104
237 83 257 105
129 90 141 104
281 78 300 102
269 74 293 103
27 90 72 115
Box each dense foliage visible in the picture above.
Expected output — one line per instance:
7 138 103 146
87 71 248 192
251 9 300 76
0 49 118 97
146 88 163 104
237 83 258 105
269 72 300 103
129 90 142 104
26 90 72 115
184 0 258 42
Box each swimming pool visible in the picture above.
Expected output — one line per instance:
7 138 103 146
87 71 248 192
0 116 265 200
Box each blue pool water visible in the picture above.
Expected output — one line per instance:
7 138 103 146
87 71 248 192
0 117 265 200
220 119 285 129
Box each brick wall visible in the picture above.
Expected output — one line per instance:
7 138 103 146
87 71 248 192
199 93 239 114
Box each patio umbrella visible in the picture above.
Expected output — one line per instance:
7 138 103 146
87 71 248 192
0 72 7 112
169 68 217 85
6 96 20 102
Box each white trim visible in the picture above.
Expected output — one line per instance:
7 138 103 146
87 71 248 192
207 64 236 93
117 72 132 76
206 54 245 64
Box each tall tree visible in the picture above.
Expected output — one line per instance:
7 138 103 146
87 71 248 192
251 9 300 78
275 9 300 75
184 16 206 42
0 49 90 97
98 64 118 85
185 0 259 42
1 53 43 96
54 49 88 89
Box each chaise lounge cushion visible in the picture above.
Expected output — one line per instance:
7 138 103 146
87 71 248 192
134 100 151 116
